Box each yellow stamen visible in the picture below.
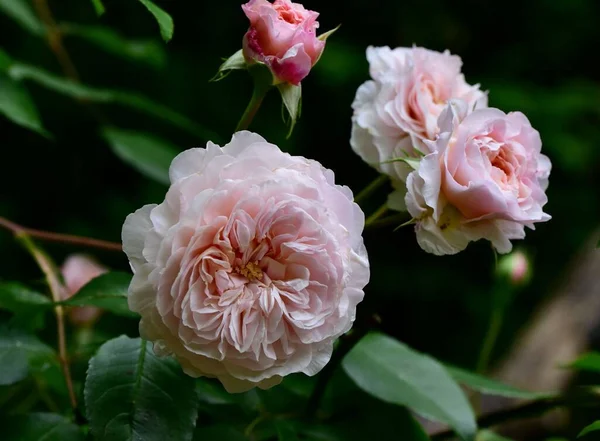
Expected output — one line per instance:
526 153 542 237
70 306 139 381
238 261 263 282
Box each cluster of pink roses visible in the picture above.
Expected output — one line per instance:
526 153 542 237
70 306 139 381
351 46 551 255
120 0 551 392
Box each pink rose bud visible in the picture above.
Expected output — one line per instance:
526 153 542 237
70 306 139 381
497 251 531 286
61 254 108 326
241 0 327 85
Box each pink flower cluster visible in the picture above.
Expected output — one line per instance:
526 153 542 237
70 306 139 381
351 46 551 255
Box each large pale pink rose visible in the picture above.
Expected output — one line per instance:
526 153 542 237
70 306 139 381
351 46 487 209
242 0 326 85
61 254 107 326
405 101 551 255
122 131 369 392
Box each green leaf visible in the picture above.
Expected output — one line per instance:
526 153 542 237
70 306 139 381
0 0 45 36
276 420 300 441
477 430 514 441
0 47 13 71
91 0 105 16
342 333 476 441
0 412 84 441
0 74 49 137
0 282 51 330
569 352 600 372
277 82 301 138
85 336 199 441
136 0 174 42
62 272 137 317
0 326 58 387
7 62 219 141
446 366 553 400
61 24 166 69
211 49 246 82
579 421 600 438
101 127 178 185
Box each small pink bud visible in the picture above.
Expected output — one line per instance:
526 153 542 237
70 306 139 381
61 254 108 326
497 250 531 286
241 0 328 85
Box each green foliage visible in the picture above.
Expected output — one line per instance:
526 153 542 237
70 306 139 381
91 0 105 16
60 272 137 318
0 282 51 330
0 412 84 441
101 127 179 185
0 74 48 137
278 83 302 138
0 325 60 390
4 62 217 140
447 365 553 399
85 336 199 441
569 352 600 372
136 0 174 42
343 333 476 441
61 24 166 69
579 421 600 438
477 430 514 441
0 0 44 36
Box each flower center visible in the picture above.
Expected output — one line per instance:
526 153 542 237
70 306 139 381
237 261 263 282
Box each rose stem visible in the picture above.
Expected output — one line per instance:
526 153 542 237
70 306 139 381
364 203 389 227
430 386 600 440
235 83 271 132
16 233 78 413
0 216 122 252
354 174 388 206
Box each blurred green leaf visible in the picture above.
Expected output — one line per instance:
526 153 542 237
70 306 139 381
342 333 476 441
62 272 137 317
196 378 238 406
101 127 178 185
0 412 84 441
276 420 299 441
91 0 104 16
61 24 166 69
137 0 173 42
477 430 514 441
0 282 51 331
0 0 45 36
579 421 600 438
85 336 199 441
0 325 57 387
568 352 600 372
0 47 12 70
446 366 553 399
7 62 219 141
0 74 49 137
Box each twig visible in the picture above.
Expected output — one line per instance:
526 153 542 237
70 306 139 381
0 216 122 252
17 233 78 412
33 0 80 81
430 387 600 440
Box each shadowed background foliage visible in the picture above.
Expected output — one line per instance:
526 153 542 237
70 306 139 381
0 0 599 437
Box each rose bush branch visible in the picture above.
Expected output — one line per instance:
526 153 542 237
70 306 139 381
17 233 78 413
431 387 600 441
0 216 122 251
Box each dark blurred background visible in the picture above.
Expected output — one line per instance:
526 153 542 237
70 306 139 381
1 0 599 433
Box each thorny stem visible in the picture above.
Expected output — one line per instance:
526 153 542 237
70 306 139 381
17 233 78 413
0 216 122 252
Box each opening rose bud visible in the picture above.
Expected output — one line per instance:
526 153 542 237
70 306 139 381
122 131 369 392
241 0 328 85
497 250 531 286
